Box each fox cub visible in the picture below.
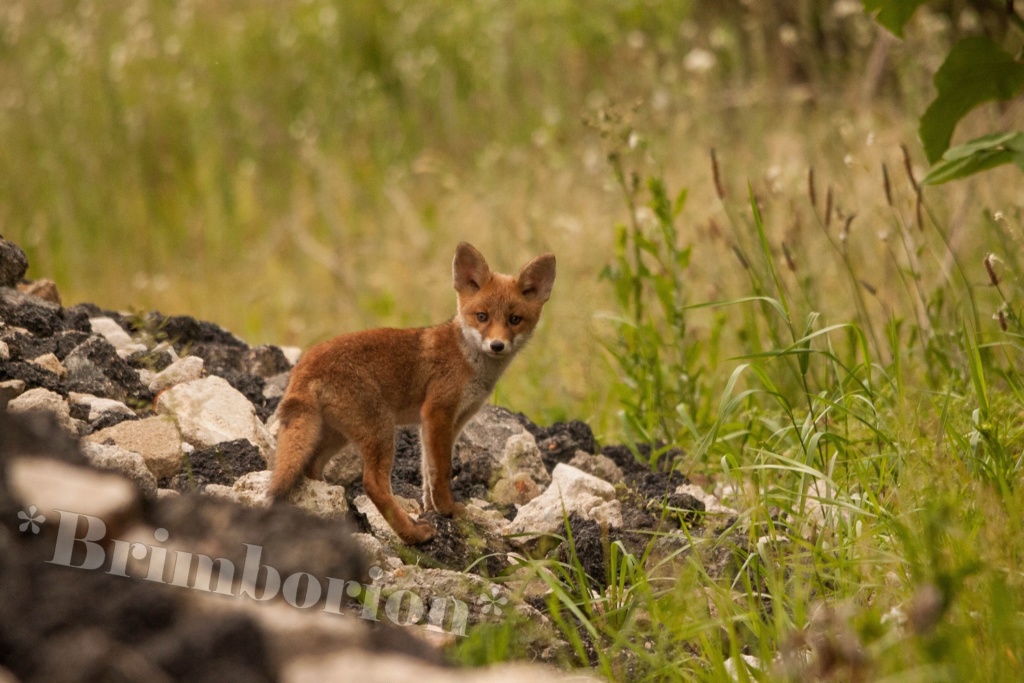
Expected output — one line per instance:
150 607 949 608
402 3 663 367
268 243 556 544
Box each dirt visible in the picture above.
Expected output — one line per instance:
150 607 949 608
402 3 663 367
518 415 600 472
160 439 266 492
0 409 444 683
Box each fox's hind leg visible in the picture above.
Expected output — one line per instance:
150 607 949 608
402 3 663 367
360 431 436 544
304 428 347 481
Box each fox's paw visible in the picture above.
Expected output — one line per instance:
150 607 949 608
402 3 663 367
399 520 437 545
437 501 466 519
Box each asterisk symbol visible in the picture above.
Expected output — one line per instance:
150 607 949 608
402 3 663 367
18 505 45 534
478 585 508 616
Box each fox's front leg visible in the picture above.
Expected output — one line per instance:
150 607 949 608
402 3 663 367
420 402 465 517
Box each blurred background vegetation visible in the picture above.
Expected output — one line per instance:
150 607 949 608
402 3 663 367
0 0 1020 433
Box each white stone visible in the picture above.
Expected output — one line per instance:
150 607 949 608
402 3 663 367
155 376 274 461
148 355 204 393
0 379 26 408
6 387 77 434
69 392 134 421
353 494 402 544
724 655 763 680
322 444 363 486
152 341 181 362
82 442 158 498
7 456 140 531
29 352 66 378
283 651 585 683
498 432 551 486
280 345 302 366
86 415 184 480
232 470 348 518
89 317 147 357
0 340 9 360
203 483 237 500
351 532 391 569
567 450 624 484
456 406 550 502
505 464 623 540
675 483 737 516
262 371 291 399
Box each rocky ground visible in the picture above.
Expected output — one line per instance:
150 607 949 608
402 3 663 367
0 237 741 682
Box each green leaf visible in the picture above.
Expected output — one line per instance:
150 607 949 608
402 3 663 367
862 0 928 37
919 38 1024 163
922 131 1024 185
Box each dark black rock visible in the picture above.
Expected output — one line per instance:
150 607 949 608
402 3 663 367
0 288 64 337
0 237 28 287
664 490 706 526
245 345 292 378
126 348 175 372
0 360 68 395
525 419 599 472
161 439 265 491
80 410 140 435
149 313 247 351
64 336 152 404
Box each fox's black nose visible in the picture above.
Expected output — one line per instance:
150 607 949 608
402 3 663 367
490 340 506 353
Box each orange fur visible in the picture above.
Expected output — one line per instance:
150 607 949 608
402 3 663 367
268 243 556 544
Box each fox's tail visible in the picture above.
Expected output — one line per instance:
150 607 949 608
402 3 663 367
266 398 322 502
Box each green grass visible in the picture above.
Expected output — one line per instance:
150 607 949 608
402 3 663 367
3 1 1024 680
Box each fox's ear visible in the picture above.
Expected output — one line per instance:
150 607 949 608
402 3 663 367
517 253 556 302
453 242 492 293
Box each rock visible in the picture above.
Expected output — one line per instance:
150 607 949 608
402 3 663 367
506 464 623 541
156 488 179 500
82 442 158 498
456 407 550 502
0 340 8 360
163 438 265 492
64 336 150 402
232 470 348 518
354 494 402 545
280 346 302 366
86 415 184 480
0 288 65 337
0 378 26 410
491 472 542 506
202 483 236 500
17 278 61 304
352 532 391 569
148 355 204 393
6 456 141 533
724 655 763 680
283 651 587 683
246 345 292 377
29 352 67 378
322 444 364 486
0 237 28 287
381 564 562 658
149 312 247 350
68 392 134 422
6 387 77 434
531 419 599 470
262 371 291 399
463 502 511 537
89 316 147 357
675 483 736 517
567 450 624 484
156 375 274 461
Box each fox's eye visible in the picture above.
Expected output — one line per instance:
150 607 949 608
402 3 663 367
509 315 522 325
476 312 488 323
